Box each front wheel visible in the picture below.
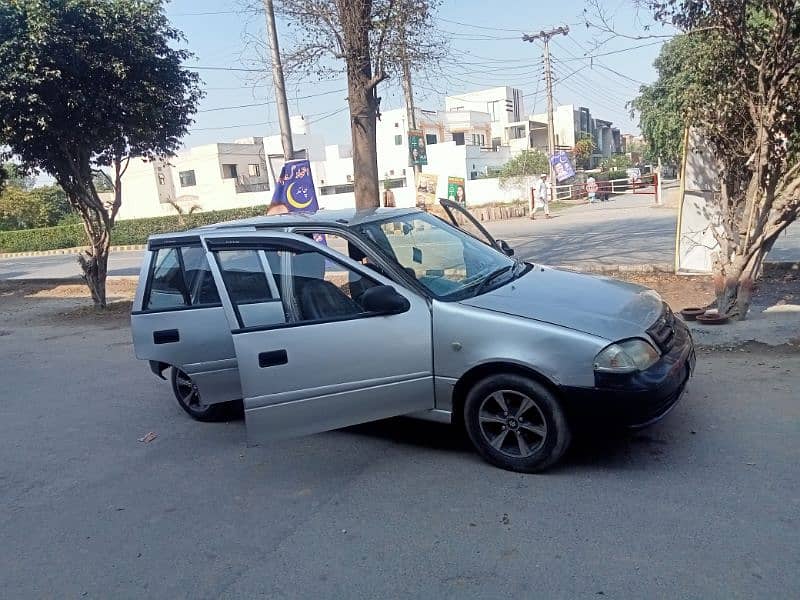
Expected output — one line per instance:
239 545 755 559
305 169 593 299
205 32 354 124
170 367 235 422
463 374 571 473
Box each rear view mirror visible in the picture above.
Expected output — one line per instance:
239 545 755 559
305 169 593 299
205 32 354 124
360 285 411 315
498 239 515 257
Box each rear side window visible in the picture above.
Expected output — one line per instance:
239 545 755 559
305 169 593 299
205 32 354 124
146 248 188 310
145 246 221 310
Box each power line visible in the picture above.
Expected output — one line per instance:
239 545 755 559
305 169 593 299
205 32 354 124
191 106 348 132
437 17 526 33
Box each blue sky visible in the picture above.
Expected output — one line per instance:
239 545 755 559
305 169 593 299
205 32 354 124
167 0 674 150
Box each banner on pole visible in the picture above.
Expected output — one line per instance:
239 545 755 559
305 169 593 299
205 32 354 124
408 129 428 166
271 159 319 213
549 150 576 182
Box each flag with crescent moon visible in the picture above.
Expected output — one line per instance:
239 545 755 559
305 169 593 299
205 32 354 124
271 159 319 213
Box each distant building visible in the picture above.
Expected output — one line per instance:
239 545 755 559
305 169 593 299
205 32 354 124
114 87 630 220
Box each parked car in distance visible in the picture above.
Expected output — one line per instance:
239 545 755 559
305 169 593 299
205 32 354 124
131 199 695 472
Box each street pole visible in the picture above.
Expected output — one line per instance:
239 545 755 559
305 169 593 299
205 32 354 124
400 47 422 201
523 26 569 209
263 0 294 161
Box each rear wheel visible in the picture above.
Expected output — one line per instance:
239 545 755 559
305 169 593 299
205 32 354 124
464 374 571 473
170 367 234 422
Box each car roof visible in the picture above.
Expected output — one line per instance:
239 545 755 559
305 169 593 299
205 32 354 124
147 207 422 245
196 207 419 231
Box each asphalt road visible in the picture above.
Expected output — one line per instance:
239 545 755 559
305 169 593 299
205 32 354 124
3 195 799 280
0 295 798 598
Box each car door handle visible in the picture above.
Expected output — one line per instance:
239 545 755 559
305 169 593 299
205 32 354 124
153 329 180 344
259 350 288 368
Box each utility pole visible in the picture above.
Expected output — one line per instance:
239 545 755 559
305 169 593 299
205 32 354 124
263 0 294 161
400 32 421 194
523 26 569 208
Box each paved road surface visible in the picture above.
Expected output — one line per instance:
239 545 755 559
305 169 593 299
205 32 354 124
0 295 797 598
1 195 798 279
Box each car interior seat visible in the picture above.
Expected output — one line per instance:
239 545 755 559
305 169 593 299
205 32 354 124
292 251 362 320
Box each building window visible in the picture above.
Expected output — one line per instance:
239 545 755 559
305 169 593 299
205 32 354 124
248 163 261 177
394 134 403 146
471 134 485 147
453 132 465 146
179 170 196 187
320 184 355 195
222 164 238 179
425 134 437 145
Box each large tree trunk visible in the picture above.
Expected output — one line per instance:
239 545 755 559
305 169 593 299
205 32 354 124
340 0 382 211
78 234 110 307
348 85 381 210
712 245 768 321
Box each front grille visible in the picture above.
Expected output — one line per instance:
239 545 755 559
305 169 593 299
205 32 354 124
647 303 676 352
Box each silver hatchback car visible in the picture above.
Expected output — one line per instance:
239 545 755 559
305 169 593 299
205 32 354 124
131 200 695 472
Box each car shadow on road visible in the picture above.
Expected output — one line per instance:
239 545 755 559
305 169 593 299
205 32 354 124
341 416 670 472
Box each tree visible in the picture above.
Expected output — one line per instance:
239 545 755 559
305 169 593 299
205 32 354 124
599 154 633 171
0 0 202 306
632 1 800 319
573 135 596 169
271 0 444 209
499 150 549 201
629 34 711 164
0 185 73 231
0 163 35 191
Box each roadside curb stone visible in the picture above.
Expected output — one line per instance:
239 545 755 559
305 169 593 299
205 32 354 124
0 244 146 259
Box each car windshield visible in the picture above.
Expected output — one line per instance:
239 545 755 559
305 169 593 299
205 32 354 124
354 211 519 300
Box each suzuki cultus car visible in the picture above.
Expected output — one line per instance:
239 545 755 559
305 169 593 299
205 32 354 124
131 200 694 472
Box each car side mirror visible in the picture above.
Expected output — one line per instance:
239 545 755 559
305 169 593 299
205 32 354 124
360 285 411 315
498 239 515 256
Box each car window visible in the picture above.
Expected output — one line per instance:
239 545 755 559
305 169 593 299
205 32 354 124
265 246 380 324
181 246 221 305
355 212 514 300
146 247 188 310
216 250 285 329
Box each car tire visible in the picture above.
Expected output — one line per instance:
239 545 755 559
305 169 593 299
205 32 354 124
463 374 571 473
170 367 236 422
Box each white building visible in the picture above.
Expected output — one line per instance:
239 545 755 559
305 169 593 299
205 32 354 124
118 88 630 220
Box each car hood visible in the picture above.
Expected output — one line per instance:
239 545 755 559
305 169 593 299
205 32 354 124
460 265 664 341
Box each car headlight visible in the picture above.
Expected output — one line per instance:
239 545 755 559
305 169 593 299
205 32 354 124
594 339 660 373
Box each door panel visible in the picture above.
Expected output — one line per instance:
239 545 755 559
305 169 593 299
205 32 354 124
233 314 433 442
131 307 242 404
202 231 434 444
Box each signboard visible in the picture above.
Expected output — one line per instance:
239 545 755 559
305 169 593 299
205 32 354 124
549 150 576 182
626 167 642 183
447 176 466 206
408 129 428 166
676 128 721 273
415 172 438 208
271 159 319 213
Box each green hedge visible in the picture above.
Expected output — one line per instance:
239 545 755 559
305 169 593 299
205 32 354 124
0 205 268 253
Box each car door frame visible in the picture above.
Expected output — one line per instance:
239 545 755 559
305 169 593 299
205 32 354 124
439 198 504 252
130 236 242 405
199 230 436 442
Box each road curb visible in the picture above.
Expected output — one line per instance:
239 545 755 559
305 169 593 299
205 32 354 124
0 244 146 259
559 262 675 274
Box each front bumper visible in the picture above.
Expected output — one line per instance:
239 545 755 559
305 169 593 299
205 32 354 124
562 321 696 427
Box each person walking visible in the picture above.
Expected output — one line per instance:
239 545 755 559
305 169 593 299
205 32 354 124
533 173 551 219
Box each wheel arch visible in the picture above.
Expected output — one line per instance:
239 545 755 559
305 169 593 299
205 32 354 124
450 361 562 428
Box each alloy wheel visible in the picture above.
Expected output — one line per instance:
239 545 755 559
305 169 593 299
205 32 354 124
477 390 547 458
174 369 206 410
